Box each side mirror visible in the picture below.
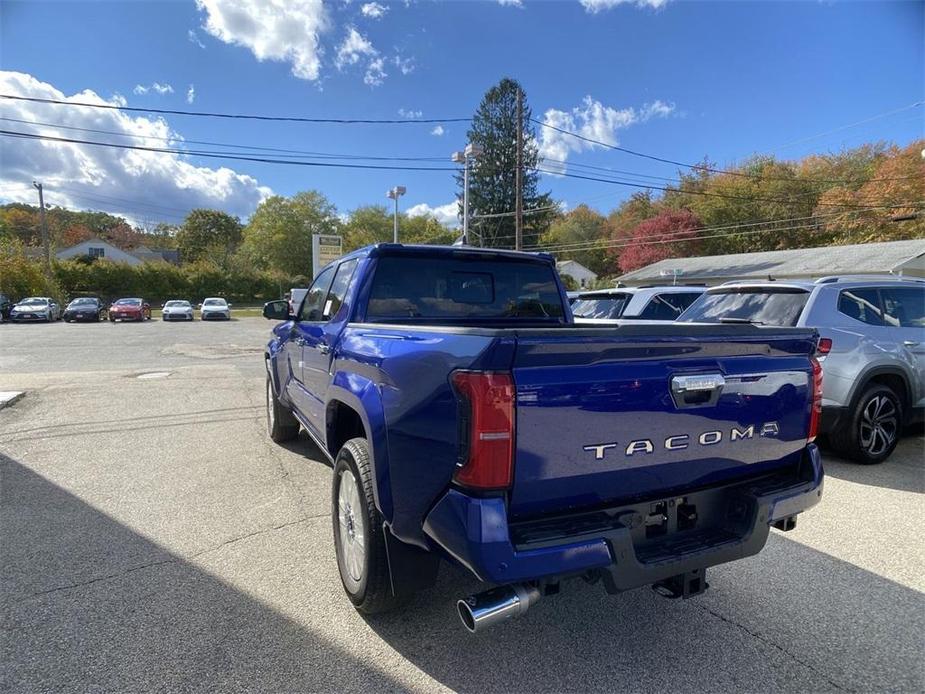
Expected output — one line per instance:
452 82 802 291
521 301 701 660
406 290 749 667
263 300 291 321
227 303 233 307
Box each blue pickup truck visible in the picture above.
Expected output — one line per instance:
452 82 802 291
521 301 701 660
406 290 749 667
262 244 824 632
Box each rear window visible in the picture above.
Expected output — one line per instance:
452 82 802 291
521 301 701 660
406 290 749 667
633 292 703 320
679 288 809 326
366 256 565 321
571 293 630 319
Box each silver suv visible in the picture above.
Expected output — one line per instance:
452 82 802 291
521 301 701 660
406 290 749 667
679 275 925 464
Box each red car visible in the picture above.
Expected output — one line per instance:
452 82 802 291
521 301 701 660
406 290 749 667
109 297 151 322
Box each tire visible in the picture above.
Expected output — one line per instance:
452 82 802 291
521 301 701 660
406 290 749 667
332 437 402 614
265 372 299 443
830 384 903 464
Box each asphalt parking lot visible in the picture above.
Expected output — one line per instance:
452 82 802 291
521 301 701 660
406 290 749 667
1 318 923 693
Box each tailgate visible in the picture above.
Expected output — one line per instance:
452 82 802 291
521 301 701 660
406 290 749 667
510 325 817 519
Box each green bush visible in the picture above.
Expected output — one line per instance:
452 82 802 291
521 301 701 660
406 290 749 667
0 252 298 305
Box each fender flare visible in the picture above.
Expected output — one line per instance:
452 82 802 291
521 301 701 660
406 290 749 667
327 371 393 522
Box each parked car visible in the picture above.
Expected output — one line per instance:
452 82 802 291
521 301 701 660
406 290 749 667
262 244 823 631
9 296 60 322
0 293 12 322
63 297 107 322
162 300 194 321
109 297 151 322
199 297 231 320
571 285 705 322
679 275 925 464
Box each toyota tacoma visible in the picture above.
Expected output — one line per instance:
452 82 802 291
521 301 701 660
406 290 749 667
262 244 824 632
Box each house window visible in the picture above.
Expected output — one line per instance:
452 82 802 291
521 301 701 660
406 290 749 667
88 247 105 259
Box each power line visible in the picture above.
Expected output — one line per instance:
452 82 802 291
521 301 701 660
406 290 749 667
534 167 912 209
773 101 924 151
0 129 458 172
0 116 448 162
0 94 470 125
531 111 923 184
526 203 924 254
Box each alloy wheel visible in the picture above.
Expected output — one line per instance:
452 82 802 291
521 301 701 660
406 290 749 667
337 469 366 592
858 394 898 457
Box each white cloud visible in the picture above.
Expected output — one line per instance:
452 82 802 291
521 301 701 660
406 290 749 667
360 2 388 18
407 201 459 227
392 54 415 75
196 0 329 81
398 108 422 119
133 82 174 96
0 71 272 225
538 96 675 173
363 57 387 87
187 29 206 48
335 26 376 68
186 84 196 104
580 0 670 12
497 0 524 7
430 125 445 136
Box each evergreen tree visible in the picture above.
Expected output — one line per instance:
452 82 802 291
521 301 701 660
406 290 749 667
457 78 556 248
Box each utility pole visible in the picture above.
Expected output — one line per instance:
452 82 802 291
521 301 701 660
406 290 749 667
515 87 524 251
32 181 51 273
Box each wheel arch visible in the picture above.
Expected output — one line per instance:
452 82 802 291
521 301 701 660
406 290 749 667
851 365 912 421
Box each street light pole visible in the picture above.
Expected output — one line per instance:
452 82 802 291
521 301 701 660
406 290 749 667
452 144 483 246
32 181 51 274
386 186 406 243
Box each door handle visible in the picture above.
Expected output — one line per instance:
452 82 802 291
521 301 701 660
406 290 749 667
318 344 331 355
903 340 920 348
294 337 306 346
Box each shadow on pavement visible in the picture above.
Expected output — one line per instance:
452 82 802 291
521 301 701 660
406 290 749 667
0 454 405 692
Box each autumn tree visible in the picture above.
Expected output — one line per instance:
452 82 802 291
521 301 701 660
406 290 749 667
341 205 455 250
617 208 703 274
540 205 612 275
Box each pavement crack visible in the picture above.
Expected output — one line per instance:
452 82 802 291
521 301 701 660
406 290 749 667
695 602 854 692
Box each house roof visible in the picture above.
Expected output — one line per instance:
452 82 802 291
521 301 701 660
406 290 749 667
617 239 925 285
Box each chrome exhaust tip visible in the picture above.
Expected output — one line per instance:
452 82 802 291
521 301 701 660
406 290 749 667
457 584 541 633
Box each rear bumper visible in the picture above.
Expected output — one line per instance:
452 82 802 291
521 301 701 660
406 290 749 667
423 445 823 586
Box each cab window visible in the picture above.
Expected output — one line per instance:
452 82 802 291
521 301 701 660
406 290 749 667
323 260 358 320
298 266 336 322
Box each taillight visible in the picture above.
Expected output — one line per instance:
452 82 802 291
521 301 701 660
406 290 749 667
808 356 823 442
817 337 833 358
451 371 515 490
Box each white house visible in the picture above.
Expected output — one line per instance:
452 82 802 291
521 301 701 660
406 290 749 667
556 259 598 288
56 238 144 266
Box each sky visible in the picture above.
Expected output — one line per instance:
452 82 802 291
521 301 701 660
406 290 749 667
0 0 922 229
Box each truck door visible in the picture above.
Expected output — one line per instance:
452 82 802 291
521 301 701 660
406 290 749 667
287 265 335 425
298 259 359 433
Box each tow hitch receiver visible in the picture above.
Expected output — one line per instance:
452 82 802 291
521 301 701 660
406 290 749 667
652 568 708 599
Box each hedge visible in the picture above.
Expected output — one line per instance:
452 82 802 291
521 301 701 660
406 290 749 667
1 248 299 305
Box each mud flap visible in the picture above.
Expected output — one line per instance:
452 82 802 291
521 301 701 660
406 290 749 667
383 524 440 598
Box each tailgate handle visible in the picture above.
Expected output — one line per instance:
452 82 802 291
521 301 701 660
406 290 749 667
671 374 725 409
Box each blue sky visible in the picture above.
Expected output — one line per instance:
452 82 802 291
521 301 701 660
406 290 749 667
1 0 922 227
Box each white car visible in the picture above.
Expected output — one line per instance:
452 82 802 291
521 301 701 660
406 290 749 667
571 285 705 323
162 300 194 321
199 297 232 321
10 296 60 322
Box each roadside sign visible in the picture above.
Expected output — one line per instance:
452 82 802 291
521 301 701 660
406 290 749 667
312 234 343 277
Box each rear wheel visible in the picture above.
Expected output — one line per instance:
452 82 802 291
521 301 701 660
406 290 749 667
266 372 299 443
332 437 402 614
830 384 902 464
